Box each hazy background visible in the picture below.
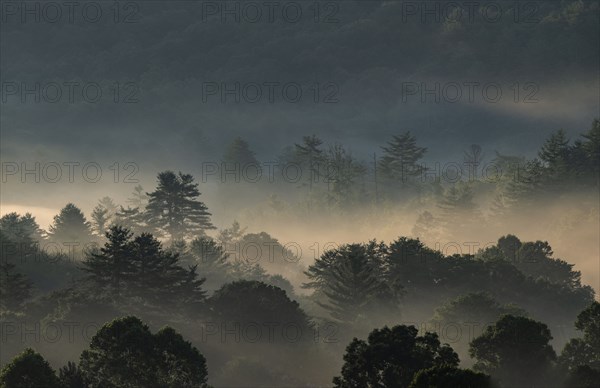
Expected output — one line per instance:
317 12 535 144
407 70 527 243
2 0 599 291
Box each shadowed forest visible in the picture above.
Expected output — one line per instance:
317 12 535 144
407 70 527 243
1 120 599 387
1 0 600 386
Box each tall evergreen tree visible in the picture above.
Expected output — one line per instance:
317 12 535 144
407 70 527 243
91 205 110 237
145 171 214 240
323 144 367 209
216 220 247 247
223 137 260 168
0 212 44 246
80 226 134 299
304 241 396 322
436 183 483 238
379 131 427 183
47 203 94 245
538 129 570 181
580 119 600 184
81 226 206 305
0 262 32 312
130 233 206 306
295 135 326 193
113 206 145 234
463 144 484 178
126 184 149 208
385 237 443 298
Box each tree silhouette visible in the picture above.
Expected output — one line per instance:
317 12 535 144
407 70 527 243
91 205 109 237
145 171 214 240
333 325 459 388
81 226 134 299
223 137 260 170
559 301 600 374
153 326 209 387
436 183 483 238
409 365 492 388
58 361 87 388
113 206 146 234
47 203 94 248
295 135 325 194
0 262 32 312
208 280 312 342
0 348 61 388
216 220 247 247
481 236 583 288
539 129 570 179
323 143 367 209
432 292 525 325
0 212 44 246
80 316 208 387
304 241 396 322
126 184 148 208
97 197 119 218
469 315 556 387
562 365 600 388
463 144 484 174
81 226 206 306
379 131 427 183
385 237 442 298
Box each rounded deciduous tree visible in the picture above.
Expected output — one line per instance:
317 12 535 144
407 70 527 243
333 325 459 388
153 327 208 387
559 301 600 384
47 203 94 245
469 315 556 387
80 316 208 387
208 280 312 343
409 366 492 388
0 348 61 388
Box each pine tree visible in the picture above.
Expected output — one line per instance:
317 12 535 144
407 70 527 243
323 144 367 209
0 262 32 312
188 237 230 273
81 226 134 299
580 119 600 184
503 158 544 207
47 203 94 244
91 205 110 237
412 211 441 242
97 197 119 218
304 242 394 322
145 171 214 240
127 184 149 208
113 206 146 234
129 233 206 305
91 197 119 237
463 144 484 178
379 131 427 183
223 137 260 169
436 183 483 237
295 135 326 193
81 226 206 306
216 220 247 246
538 129 570 181
0 212 44 246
